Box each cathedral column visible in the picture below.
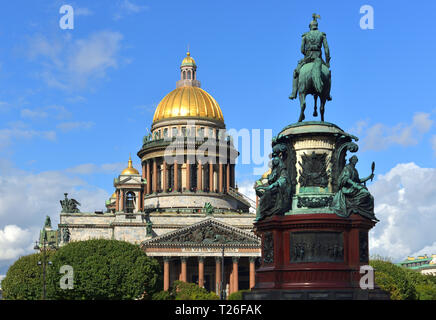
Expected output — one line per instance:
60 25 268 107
163 257 170 291
215 257 221 295
219 163 223 193
226 163 230 193
186 161 191 191
163 160 168 192
198 257 205 288
180 257 187 282
249 257 256 289
209 163 214 192
231 164 235 188
120 189 124 212
232 257 239 293
146 161 151 194
229 268 233 294
142 162 146 179
152 159 157 193
136 191 140 212
174 160 179 191
197 161 202 191
115 189 119 212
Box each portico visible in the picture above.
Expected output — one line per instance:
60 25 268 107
141 218 260 295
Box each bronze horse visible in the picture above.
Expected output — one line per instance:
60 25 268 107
295 59 331 122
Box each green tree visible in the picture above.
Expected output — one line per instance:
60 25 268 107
404 268 436 300
370 259 417 300
2 251 55 300
170 280 219 300
45 239 161 300
228 289 250 300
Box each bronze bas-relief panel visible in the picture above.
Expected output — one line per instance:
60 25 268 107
290 231 344 263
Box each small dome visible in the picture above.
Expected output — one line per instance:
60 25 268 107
111 192 117 199
181 51 196 67
121 155 139 175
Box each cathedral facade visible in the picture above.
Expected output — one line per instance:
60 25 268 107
57 52 260 295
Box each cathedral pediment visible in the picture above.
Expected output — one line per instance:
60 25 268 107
117 175 142 185
142 218 260 248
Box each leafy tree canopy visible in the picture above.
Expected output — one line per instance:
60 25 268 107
3 239 161 300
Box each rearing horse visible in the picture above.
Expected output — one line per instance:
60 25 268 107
296 58 331 122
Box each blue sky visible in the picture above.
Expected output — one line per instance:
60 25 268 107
1 0 436 276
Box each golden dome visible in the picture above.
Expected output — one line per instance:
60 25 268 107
153 86 224 123
111 192 116 199
181 51 196 66
121 155 139 175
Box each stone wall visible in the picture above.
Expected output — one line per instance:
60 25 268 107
59 212 256 245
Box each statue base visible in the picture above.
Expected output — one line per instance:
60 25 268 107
244 213 389 300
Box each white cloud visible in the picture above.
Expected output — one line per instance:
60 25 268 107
354 112 433 151
0 122 56 149
28 31 123 90
236 180 256 213
56 121 94 132
20 105 71 120
369 162 436 261
20 108 48 119
66 162 125 175
75 7 93 16
0 159 110 272
0 225 33 261
114 0 148 20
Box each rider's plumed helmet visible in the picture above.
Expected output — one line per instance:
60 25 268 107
309 13 320 30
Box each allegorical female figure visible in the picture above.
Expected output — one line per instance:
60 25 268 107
255 156 292 221
331 155 377 221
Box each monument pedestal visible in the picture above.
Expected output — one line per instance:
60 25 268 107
244 213 388 299
245 121 389 300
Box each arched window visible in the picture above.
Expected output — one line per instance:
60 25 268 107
187 70 192 80
183 70 186 80
126 192 136 213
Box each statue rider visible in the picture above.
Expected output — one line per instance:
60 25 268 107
289 14 332 100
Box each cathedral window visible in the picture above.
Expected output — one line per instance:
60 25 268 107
163 128 168 138
125 192 136 213
172 127 178 137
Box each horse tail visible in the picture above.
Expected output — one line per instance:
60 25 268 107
311 58 324 93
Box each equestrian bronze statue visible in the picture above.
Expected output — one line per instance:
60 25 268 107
289 14 332 122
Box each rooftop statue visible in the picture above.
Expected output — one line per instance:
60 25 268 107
289 13 332 122
44 215 52 229
60 193 81 213
331 156 378 221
